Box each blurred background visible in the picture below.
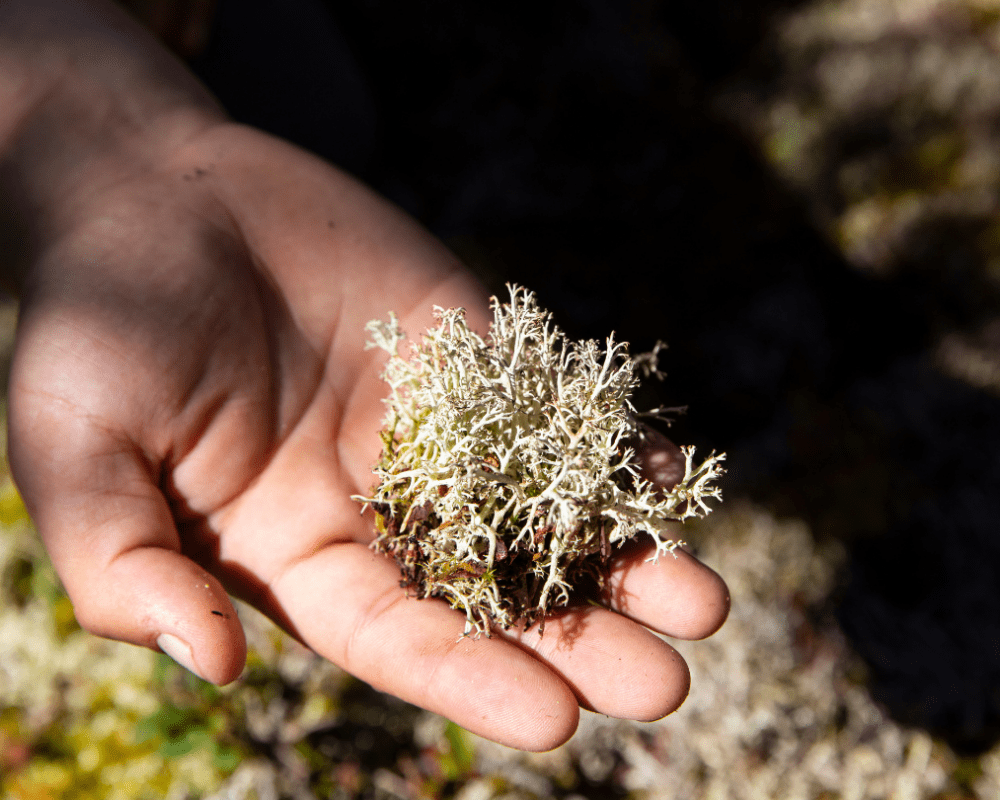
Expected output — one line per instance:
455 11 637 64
4 0 1000 796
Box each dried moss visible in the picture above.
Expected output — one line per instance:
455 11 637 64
357 285 724 636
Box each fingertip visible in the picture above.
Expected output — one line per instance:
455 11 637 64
155 591 247 686
507 608 693 725
73 546 247 685
689 562 730 641
610 546 731 641
487 671 581 753
664 550 730 641
668 556 731 642
644 645 691 721
526 714 580 753
634 426 685 489
612 635 691 722
363 617 581 752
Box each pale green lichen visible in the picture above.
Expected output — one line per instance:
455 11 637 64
357 285 724 636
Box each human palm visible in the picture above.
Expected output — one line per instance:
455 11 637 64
7 124 728 751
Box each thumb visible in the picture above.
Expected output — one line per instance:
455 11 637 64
8 406 246 685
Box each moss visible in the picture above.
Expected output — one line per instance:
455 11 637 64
357 285 724 635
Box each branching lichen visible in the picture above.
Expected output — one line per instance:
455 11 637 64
356 285 725 636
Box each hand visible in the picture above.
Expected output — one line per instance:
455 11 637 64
3 2 728 753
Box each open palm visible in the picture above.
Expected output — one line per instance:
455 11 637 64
8 123 728 751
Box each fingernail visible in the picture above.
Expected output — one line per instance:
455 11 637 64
156 633 206 680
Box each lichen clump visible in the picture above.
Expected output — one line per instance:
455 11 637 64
358 285 724 636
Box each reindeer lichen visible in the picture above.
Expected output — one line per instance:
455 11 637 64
356 285 724 636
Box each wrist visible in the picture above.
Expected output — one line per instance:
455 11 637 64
0 0 225 282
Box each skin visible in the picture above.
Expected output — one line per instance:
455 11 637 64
0 0 729 752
